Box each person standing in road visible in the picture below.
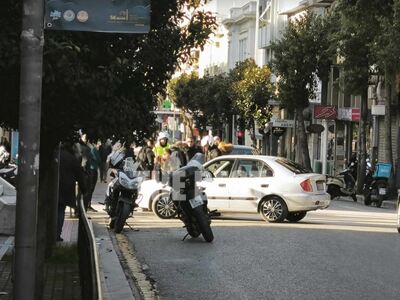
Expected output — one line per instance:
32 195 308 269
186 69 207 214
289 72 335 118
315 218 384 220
137 138 155 178
57 142 86 242
185 137 202 162
153 132 171 181
99 139 112 183
208 136 222 160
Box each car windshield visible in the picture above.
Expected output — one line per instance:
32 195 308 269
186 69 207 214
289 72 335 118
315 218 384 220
275 158 312 174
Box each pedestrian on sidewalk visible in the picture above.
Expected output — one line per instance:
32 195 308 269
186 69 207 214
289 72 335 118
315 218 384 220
86 135 101 212
99 138 112 183
57 142 86 242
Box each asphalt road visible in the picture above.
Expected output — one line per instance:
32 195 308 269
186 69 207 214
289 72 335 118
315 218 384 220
122 198 400 300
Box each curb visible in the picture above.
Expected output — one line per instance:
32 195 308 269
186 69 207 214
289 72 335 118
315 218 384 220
114 233 159 300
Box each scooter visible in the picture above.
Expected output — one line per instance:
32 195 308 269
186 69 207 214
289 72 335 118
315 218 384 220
166 153 214 242
326 162 357 202
363 162 391 208
104 157 144 233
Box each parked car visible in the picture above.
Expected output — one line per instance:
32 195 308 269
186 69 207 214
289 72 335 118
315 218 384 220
230 145 258 155
136 155 330 223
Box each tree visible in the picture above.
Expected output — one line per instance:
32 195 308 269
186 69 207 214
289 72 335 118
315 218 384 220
0 0 216 297
229 59 274 146
169 73 233 136
334 0 390 193
271 12 335 169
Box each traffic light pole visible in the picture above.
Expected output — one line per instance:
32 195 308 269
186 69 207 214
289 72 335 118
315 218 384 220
13 0 44 299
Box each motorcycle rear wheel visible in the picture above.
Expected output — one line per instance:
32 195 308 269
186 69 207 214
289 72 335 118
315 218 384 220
192 206 214 242
327 184 340 200
114 202 132 233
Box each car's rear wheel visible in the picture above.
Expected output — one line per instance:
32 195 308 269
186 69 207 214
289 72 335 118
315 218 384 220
259 197 288 223
152 192 177 219
286 211 307 222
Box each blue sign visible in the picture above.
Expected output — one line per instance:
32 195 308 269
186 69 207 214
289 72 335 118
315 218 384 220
45 0 150 33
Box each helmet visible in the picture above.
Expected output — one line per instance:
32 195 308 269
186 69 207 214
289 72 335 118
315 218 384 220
109 150 125 168
158 131 169 140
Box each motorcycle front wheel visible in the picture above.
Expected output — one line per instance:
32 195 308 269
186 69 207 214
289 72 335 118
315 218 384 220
192 206 214 242
114 201 132 233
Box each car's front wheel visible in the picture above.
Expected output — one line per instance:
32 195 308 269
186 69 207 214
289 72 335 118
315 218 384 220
259 197 288 223
286 211 307 222
152 192 177 219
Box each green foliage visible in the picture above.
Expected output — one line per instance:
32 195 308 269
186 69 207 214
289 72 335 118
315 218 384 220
229 59 274 129
372 0 400 77
169 72 233 131
0 0 217 144
271 11 335 112
334 0 390 93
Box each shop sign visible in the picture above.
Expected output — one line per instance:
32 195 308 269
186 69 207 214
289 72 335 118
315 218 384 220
307 124 324 134
314 105 337 120
371 105 385 116
337 108 360 122
271 119 295 128
44 0 150 33
272 127 286 137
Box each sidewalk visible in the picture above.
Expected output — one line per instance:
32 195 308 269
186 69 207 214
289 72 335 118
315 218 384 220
88 182 136 300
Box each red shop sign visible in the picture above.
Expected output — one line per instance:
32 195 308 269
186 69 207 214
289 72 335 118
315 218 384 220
314 105 337 120
351 108 360 122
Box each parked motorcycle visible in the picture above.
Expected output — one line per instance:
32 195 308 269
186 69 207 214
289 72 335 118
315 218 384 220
104 153 144 233
326 161 357 202
0 162 17 187
166 153 214 242
363 162 391 208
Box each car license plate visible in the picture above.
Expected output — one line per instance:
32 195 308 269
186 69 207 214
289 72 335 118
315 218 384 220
316 181 324 191
379 188 386 195
189 195 203 209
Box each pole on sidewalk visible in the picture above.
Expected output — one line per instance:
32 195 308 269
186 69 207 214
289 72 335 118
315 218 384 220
13 0 44 299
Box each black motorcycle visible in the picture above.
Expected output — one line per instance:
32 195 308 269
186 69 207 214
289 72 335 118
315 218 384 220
104 156 144 233
167 153 214 243
363 162 391 208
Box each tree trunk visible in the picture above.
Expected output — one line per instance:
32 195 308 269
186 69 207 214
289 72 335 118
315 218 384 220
384 73 393 165
356 89 368 194
296 108 311 170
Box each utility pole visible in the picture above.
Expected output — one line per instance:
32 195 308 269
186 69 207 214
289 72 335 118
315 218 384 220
13 0 44 298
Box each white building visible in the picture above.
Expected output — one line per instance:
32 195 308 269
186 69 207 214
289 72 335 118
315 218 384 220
197 0 250 77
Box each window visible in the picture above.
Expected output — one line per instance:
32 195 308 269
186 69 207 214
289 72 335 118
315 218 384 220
239 38 247 61
275 158 312 174
232 160 273 178
206 159 234 178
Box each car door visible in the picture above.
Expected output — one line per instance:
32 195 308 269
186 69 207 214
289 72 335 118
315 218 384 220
228 159 274 212
202 158 235 210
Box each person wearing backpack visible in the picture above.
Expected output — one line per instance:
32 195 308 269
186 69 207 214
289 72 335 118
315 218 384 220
137 138 155 178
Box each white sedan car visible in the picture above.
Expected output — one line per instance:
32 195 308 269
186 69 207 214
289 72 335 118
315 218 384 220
136 155 330 223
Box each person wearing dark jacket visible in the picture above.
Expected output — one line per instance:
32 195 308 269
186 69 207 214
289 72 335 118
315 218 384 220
99 139 112 183
58 143 86 242
185 137 202 161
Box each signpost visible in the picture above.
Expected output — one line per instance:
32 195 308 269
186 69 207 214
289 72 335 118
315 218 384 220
45 0 150 33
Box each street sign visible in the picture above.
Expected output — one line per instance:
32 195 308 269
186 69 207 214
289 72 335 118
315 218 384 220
272 119 295 128
44 0 150 33
314 105 337 120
